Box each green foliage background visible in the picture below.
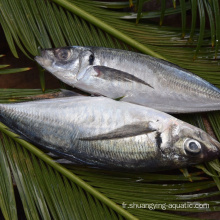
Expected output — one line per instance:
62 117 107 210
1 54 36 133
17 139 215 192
0 0 220 219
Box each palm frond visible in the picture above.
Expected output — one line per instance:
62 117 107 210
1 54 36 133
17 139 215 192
0 54 30 74
0 0 220 219
0 88 60 103
120 3 191 20
120 0 219 54
0 140 17 220
1 0 219 83
159 0 166 26
0 67 30 74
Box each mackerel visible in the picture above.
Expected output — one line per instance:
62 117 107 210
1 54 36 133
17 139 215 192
0 95 219 171
35 46 220 113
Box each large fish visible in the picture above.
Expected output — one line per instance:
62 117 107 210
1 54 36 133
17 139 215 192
35 46 220 113
0 95 219 171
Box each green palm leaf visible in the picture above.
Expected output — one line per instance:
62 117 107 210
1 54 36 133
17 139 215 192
1 0 219 83
0 0 220 219
0 139 16 220
0 55 30 75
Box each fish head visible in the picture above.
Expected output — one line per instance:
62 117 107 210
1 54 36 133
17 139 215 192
35 46 95 86
161 119 220 168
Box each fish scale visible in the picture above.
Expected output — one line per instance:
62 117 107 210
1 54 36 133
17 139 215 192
168 73 219 98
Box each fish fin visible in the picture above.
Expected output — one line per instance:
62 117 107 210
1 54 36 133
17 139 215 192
93 66 154 89
80 122 156 141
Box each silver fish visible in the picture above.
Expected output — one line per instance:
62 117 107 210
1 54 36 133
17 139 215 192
35 46 220 113
0 95 219 171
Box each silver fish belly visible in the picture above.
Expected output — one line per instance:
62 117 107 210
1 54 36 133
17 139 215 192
35 46 220 113
0 95 219 171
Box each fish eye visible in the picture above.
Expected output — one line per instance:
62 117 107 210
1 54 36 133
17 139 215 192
54 49 71 61
184 139 201 155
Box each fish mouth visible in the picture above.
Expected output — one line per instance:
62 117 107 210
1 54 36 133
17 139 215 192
35 49 44 64
34 55 43 64
34 49 52 67
34 55 47 67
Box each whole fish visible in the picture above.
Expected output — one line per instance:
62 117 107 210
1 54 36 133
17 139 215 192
0 95 219 171
35 46 220 113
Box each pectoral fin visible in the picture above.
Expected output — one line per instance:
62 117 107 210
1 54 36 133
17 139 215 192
94 66 153 89
80 122 156 141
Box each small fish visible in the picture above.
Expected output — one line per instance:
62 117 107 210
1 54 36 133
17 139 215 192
0 95 219 171
35 46 220 113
